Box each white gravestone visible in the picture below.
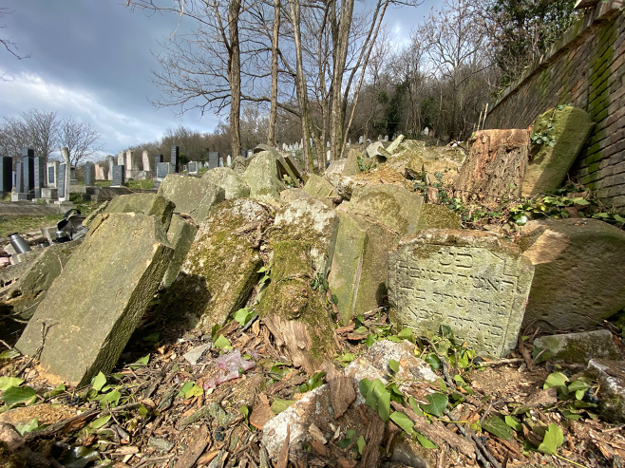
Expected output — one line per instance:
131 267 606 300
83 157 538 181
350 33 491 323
142 151 151 172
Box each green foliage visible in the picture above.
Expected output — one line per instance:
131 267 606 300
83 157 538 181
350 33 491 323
233 307 256 327
299 372 326 393
1 385 37 407
482 416 514 440
538 423 564 455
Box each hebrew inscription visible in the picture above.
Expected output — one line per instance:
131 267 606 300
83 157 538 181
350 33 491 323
389 230 534 357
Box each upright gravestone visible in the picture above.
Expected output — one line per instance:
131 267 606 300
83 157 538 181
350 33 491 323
170 146 180 173
15 162 23 194
154 154 164 173
241 149 247 159
156 162 170 182
107 156 115 181
94 164 105 181
118 152 125 166
57 164 67 201
46 161 59 188
226 155 232 167
85 161 96 187
12 171 16 191
34 156 45 198
112 165 125 187
0 157 12 194
188 161 198 174
182 164 188 172
218 157 224 168
359 136 364 144
125 150 134 180
208 152 219 169
384 135 389 141
327 150 331 161
22 148 35 198
60 147 72 203
142 151 151 172
389 230 534 357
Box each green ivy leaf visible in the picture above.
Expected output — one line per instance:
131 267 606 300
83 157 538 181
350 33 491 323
390 411 415 435
420 393 448 417
538 423 563 455
408 396 424 416
397 328 413 340
544 372 569 390
416 432 438 449
1 386 36 407
389 360 400 374
483 416 513 440
214 335 232 349
16 418 39 436
0 377 24 391
271 399 295 415
356 435 366 455
377 391 391 423
91 372 107 392
90 414 111 429
504 415 523 432
233 308 255 327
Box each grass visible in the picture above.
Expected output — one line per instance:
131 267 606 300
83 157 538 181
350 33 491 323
126 179 155 190
0 214 63 238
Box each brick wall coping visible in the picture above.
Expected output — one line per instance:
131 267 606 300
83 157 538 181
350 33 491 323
488 1 624 116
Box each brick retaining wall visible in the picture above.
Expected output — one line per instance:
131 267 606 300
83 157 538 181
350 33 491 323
484 1 625 212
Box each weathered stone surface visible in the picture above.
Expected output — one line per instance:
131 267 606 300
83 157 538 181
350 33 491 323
416 204 462 231
386 134 405 155
259 199 339 371
522 106 594 197
158 174 225 224
303 174 337 199
534 330 620 364
15 213 174 386
385 140 463 185
366 141 384 158
325 159 347 176
279 188 312 203
3 240 82 320
519 218 625 330
344 148 361 176
455 129 530 202
252 144 300 185
157 199 268 331
389 229 534 357
104 193 174 230
285 154 305 181
587 359 625 423
242 151 285 201
162 214 199 288
201 167 250 199
328 212 367 324
345 184 424 236
232 156 247 175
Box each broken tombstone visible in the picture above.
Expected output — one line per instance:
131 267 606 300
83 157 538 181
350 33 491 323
302 174 337 199
242 151 285 201
158 173 225 224
104 193 175 230
587 359 625 423
533 330 621 364
161 214 199 289
389 229 534 357
15 213 174 386
201 166 251 200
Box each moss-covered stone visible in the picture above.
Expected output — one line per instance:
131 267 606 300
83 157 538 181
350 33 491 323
242 151 285 201
519 218 625 330
104 193 175 230
328 212 367 324
344 148 361 176
522 106 595 197
534 330 620 364
157 199 269 331
303 174 337 199
415 204 462 232
201 167 250 199
587 359 625 423
158 174 225 224
161 214 199 288
279 188 312 204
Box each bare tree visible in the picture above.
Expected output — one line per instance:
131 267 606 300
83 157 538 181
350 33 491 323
0 110 59 160
58 118 104 166
0 6 29 81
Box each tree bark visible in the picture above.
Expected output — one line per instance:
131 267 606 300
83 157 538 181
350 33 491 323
267 0 280 146
228 0 242 160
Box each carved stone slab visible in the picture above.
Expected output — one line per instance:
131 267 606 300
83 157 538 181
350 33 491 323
389 229 534 357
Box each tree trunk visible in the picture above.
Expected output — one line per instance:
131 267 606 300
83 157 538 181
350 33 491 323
267 0 280 146
228 0 242 159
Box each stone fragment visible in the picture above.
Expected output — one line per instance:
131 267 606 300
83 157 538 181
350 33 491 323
15 213 174 386
386 134 405 155
345 184 424 236
162 214 199 288
3 240 82 320
389 229 534 357
104 193 174 230
279 188 312 204
455 129 530 201
328 212 367 324
201 167 250 199
325 160 347 176
415 204 462 231
522 106 594 197
366 141 384 158
157 199 268 331
534 330 620 364
158 174 225 224
232 156 247 175
242 151 285 201
303 174 337 199
183 343 212 366
587 359 625 423
518 218 625 330
385 140 463 184
344 148 361 176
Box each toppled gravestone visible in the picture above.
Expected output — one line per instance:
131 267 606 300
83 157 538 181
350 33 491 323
303 174 337 199
2 240 82 321
587 359 625 423
201 167 250 199
158 174 225 224
15 213 174 386
161 214 198 288
258 198 338 372
157 199 269 330
455 129 530 201
519 218 625 330
232 156 247 175
279 188 312 203
522 106 594 197
386 134 405 155
104 193 175 230
533 330 621 364
389 229 534 357
242 151 285 201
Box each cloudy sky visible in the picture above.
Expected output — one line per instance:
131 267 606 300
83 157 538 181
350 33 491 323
0 0 440 156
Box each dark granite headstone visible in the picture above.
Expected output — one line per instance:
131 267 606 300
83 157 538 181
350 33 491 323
154 154 164 171
22 148 34 194
34 157 45 198
156 162 170 180
170 146 180 173
84 161 96 187
48 166 55 185
112 165 125 187
0 157 12 193
241 149 247 158
208 152 219 169
58 164 66 199
15 162 23 193
12 171 17 190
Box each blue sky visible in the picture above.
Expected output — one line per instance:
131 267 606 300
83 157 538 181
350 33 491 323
0 0 441 156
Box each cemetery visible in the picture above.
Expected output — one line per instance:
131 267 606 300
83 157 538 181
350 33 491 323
0 106 624 468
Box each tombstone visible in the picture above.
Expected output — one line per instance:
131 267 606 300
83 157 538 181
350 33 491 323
389 230 534 357
12 171 16 190
118 152 125 166
327 150 331 161
188 161 198 174
15 162 23 193
57 164 67 201
359 136 364 144
182 164 187 172
378 135 382 141
0 157 12 194
70 167 78 184
107 156 115 181
422 127 429 136
384 135 389 141
283 143 288 151
154 154 164 173
22 148 34 196
348 138 351 145
208 152 219 170
170 146 180 173
327 141 330 148
241 149 247 159
219 157 224 168
112 165 125 187
156 162 171 182
142 151 151 172
227 155 232 167
45 161 59 189
84 161 96 187
125 150 134 180
34 157 45 198
94 164 104 181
